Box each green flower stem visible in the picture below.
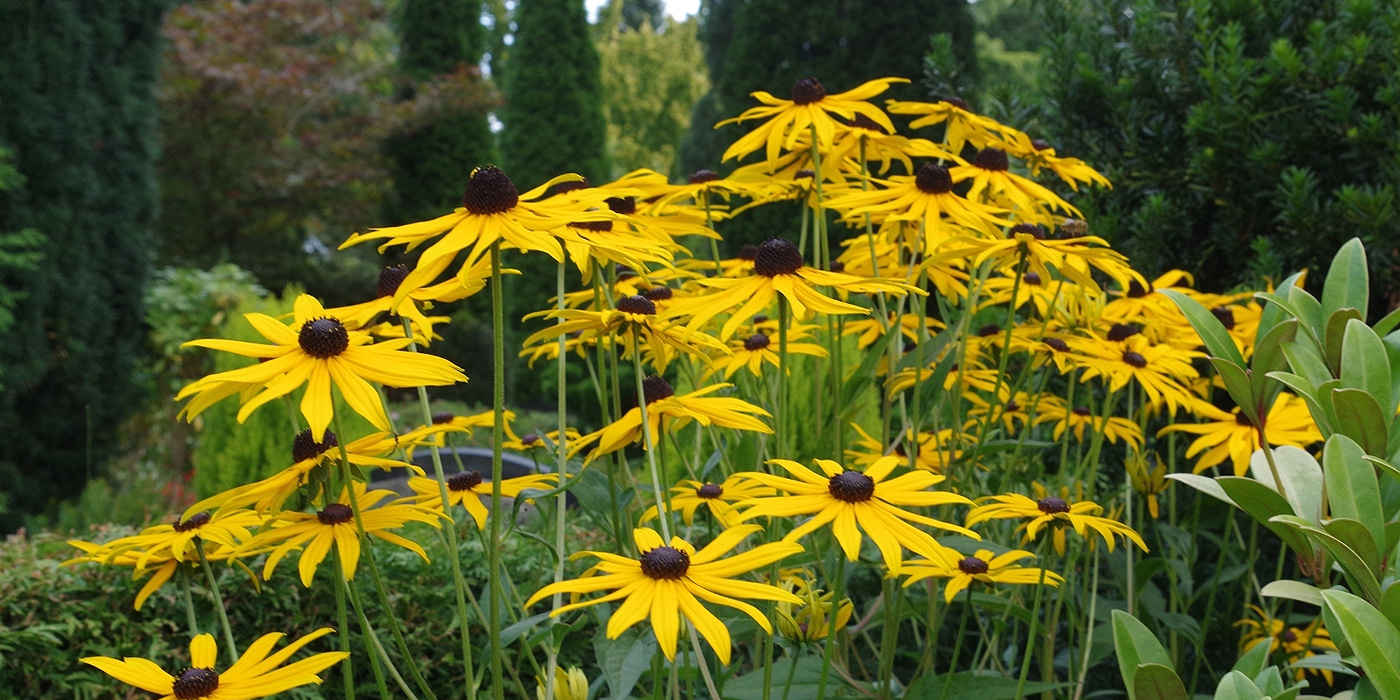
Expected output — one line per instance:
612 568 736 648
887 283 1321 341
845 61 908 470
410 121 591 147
703 193 723 277
338 554 399 700
877 577 903 700
399 316 477 699
814 553 847 700
282 395 303 434
686 625 722 700
331 406 437 700
543 259 571 700
631 347 674 540
806 124 830 269
331 548 357 700
1071 549 1101 700
1013 542 1051 700
192 539 238 665
488 242 508 700
777 297 789 458
964 248 1028 468
779 643 801 700
178 567 200 638
938 585 976 700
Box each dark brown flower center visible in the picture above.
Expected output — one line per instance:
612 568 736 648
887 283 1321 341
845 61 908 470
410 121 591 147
1023 272 1042 285
1211 306 1236 330
794 169 815 180
1009 223 1046 240
737 244 758 261
753 238 804 277
973 148 1010 171
521 433 540 446
448 470 484 491
791 77 826 105
828 470 875 503
828 260 845 273
752 314 769 324
639 545 690 579
1106 323 1141 342
849 113 885 133
171 667 219 699
317 503 354 525
1044 337 1070 353
376 265 410 298
1030 138 1052 151
1122 350 1148 368
1071 406 1091 417
641 286 673 301
696 483 723 499
432 411 455 425
978 323 1001 337
642 376 674 404
957 556 989 574
554 178 590 195
461 165 519 215
689 169 720 184
570 218 613 232
298 317 349 358
174 512 211 532
914 162 954 194
1006 400 1021 412
1281 630 1297 643
606 196 637 214
1127 280 1152 298
1037 496 1070 514
940 96 970 110
1235 411 1253 426
292 428 338 463
616 295 657 315
743 333 771 351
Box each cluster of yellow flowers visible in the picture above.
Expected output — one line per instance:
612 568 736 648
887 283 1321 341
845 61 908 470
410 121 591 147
69 74 1330 698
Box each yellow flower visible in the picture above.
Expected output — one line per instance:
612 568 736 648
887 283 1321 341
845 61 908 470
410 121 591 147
1031 395 1145 450
991 130 1111 191
702 327 829 380
844 423 969 474
901 548 1064 603
886 97 1013 153
720 77 909 166
81 629 348 700
966 485 1147 555
736 456 975 574
407 470 558 529
825 163 1011 243
949 148 1080 223
522 294 727 373
934 225 1141 295
666 237 921 340
1126 452 1170 519
502 424 583 454
177 294 467 441
575 376 772 461
1157 393 1322 476
650 168 783 211
237 484 444 587
639 475 776 529
525 526 803 664
1074 334 1202 415
537 666 590 700
324 258 493 341
1235 605 1337 684
774 577 854 642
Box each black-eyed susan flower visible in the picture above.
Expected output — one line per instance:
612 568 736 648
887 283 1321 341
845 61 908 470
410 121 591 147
650 168 783 211
736 456 976 574
966 485 1147 555
81 629 348 700
177 294 467 442
339 166 616 293
1157 393 1321 476
826 162 1011 244
639 475 776 529
991 130 1112 191
1126 451 1171 519
934 223 1141 294
666 237 921 340
774 577 854 642
1236 606 1337 684
886 97 1012 154
1074 334 1202 415
949 147 1079 223
407 469 557 529
1030 396 1145 450
525 525 803 664
502 425 583 454
575 376 772 461
238 484 444 587
522 294 727 373
844 424 970 474
702 327 828 380
901 548 1064 602
324 258 492 342
537 666 590 700
720 77 908 166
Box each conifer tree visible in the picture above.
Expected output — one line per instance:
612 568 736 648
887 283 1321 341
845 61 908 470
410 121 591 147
0 0 168 529
384 0 497 225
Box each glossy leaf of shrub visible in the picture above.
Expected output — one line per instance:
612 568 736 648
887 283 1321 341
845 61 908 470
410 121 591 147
1322 434 1386 559
1112 610 1173 700
1320 589 1400 700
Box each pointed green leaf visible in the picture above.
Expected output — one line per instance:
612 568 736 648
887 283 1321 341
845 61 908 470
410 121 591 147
1113 610 1173 700
1379 582 1400 631
1260 580 1325 606
596 627 658 700
1332 388 1389 457
1162 289 1248 368
1257 271 1308 342
1213 359 1258 424
1323 518 1381 582
1321 238 1369 320
1268 371 1333 435
1251 319 1296 409
1134 664 1189 700
1319 589 1400 700
1164 473 1234 505
1323 434 1386 559
1287 284 1326 347
1273 514 1384 603
1213 670 1267 700
1249 445 1323 524
1217 477 1313 558
1232 638 1274 678
1376 305 1400 337
1342 319 1393 412
1281 339 1333 388
1326 308 1365 377
1383 330 1400 416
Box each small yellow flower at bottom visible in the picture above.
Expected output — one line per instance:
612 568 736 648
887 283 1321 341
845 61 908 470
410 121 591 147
536 666 589 700
901 548 1064 603
81 629 347 700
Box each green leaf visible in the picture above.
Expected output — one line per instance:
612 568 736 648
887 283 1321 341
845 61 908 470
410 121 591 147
1260 580 1325 606
722 656 826 700
1325 308 1365 378
1379 582 1400 631
1268 370 1334 435
1213 670 1268 700
1320 589 1400 700
1231 638 1274 678
1164 473 1234 505
1321 238 1369 320
1383 330 1400 417
1113 610 1173 700
1134 664 1189 700
498 612 551 648
1323 518 1382 581
1342 319 1393 411
1287 285 1326 348
1376 305 1400 337
1281 339 1334 389
1251 319 1296 409
1273 514 1384 603
1217 477 1312 558
1213 359 1258 423
904 672 1071 700
1256 271 1308 343
1323 434 1386 559
1161 289 1248 368
1248 445 1323 523
596 627 658 700
1332 388 1389 457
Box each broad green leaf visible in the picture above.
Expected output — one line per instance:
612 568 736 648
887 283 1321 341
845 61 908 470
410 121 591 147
1213 359 1258 424
1268 370 1334 435
903 673 1070 700
1377 305 1400 336
1213 670 1268 700
1320 589 1400 700
1315 379 1344 440
1323 434 1386 558
1380 582 1400 631
1321 238 1369 320
1232 637 1274 678
1384 330 1400 416
1332 388 1389 457
596 627 658 700
1256 270 1308 342
1162 289 1248 368
1323 519 1382 582
1165 473 1235 505
1251 319 1296 409
1287 284 1326 348
1357 677 1386 700
1113 610 1174 700
1249 445 1323 523
1274 514 1384 603
1134 664 1190 700
1326 308 1365 378
1341 319 1392 411
1260 580 1325 606
1217 477 1313 558
1281 339 1334 389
